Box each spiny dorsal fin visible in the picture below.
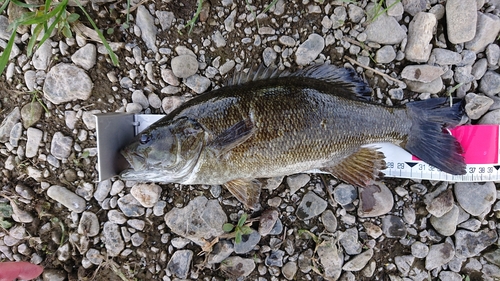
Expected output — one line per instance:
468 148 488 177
228 64 372 100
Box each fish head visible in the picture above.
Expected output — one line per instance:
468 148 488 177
120 117 207 182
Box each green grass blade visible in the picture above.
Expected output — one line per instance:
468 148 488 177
0 0 10 15
26 23 43 56
10 0 41 9
0 30 17 76
74 0 119 66
262 0 278 14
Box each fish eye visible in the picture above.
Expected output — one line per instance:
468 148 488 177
140 134 151 144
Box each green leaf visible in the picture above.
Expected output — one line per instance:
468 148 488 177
222 223 234 233
67 13 80 23
235 231 242 244
0 218 12 229
237 213 247 227
26 23 43 57
0 0 10 15
107 28 114 35
241 226 253 235
0 203 13 217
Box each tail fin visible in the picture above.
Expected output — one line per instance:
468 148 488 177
404 98 466 175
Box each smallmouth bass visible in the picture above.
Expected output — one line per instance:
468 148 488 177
120 64 466 208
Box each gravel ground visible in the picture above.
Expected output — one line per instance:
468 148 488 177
1 0 500 280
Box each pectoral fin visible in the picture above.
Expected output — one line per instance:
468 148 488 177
322 147 386 187
208 118 255 157
223 179 261 210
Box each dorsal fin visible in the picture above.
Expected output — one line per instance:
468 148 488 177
228 64 372 100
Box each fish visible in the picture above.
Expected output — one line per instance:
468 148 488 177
120 64 466 209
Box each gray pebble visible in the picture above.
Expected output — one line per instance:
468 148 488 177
330 6 347 29
402 0 426 16
425 188 454 217
184 74 211 94
107 210 127 224
162 96 185 114
458 218 482 231
148 93 162 109
333 183 357 206
156 11 174 31
0 107 20 142
295 33 324 66
234 229 261 254
454 182 496 216
405 77 443 94
130 183 161 207
110 180 124 196
132 90 149 109
455 229 498 258
358 182 394 217
439 271 463 281
405 12 436 62
258 209 279 236
0 15 11 40
171 55 198 78
375 45 396 63
125 103 143 114
220 256 255 278
388 88 404 100
161 68 180 86
263 47 277 67
343 248 373 272
32 39 52 70
207 239 233 264
279 35 295 47
212 30 226 48
486 44 500 65
454 66 475 84
282 261 297 280
479 109 500 124
21 102 42 129
43 63 93 105
411 241 429 258
286 174 310 194
265 249 285 267
24 70 36 91
446 0 477 44
78 211 99 237
15 184 35 200
465 93 494 120
86 248 103 265
347 4 364 23
135 5 157 52
480 71 500 97
103 222 124 257
339 228 362 255
394 255 414 276
296 191 327 220
425 239 455 270
117 194 145 217
321 209 337 233
268 218 283 235
459 50 477 66
50 132 73 160
71 43 96 70
430 204 459 236
465 13 500 53
94 180 111 202
401 65 444 83
317 237 343 280
219 60 235 76
364 12 406 44
386 0 404 17
82 110 100 130
431 48 462 65
8 122 21 147
47 185 86 213
164 196 226 246
472 58 488 80
224 10 236 32
382 215 407 238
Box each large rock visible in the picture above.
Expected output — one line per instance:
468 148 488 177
365 13 406 44
43 63 93 104
136 5 157 52
405 12 436 62
446 0 477 44
465 13 500 53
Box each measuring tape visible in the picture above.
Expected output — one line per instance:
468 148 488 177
376 125 500 182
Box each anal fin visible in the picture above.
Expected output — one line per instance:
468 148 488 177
223 179 261 210
322 147 386 187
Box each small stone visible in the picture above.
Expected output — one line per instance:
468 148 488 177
343 249 374 271
364 12 406 44
455 229 498 258
295 33 325 66
117 194 145 217
395 255 415 276
131 90 149 109
130 183 161 208
167 250 193 279
386 0 404 17
148 93 162 109
425 239 455 270
279 35 295 47
405 77 443 94
94 180 111 202
86 248 103 265
265 249 285 267
454 182 496 216
219 60 235 76
458 218 481 231
472 58 488 80
402 0 426 16
32 39 52 70
234 229 261 254
486 44 500 65
286 174 310 194
161 68 180 86
71 43 96 70
78 211 99 237
330 6 347 29
411 241 429 258
0 107 20 142
405 12 436 62
425 189 454 217
263 47 277 67
21 102 42 129
47 185 86 213
363 222 383 239
10 200 34 223
184 74 211 94
220 256 255 278
162 96 185 114
401 65 444 83
484 249 500 266
171 55 198 78
465 13 500 53
224 10 236 32
296 191 327 220
15 184 35 200
480 71 500 97
431 48 462 65
375 45 396 64
8 122 21 147
381 215 407 238
446 0 477 44
321 210 337 233
43 63 93 104
25 128 43 158
339 228 362 255
347 4 364 23
164 196 226 246
50 132 73 160
212 30 226 48
156 11 174 31
282 261 297 280
439 271 463 281
103 222 124 257
465 93 494 120
479 109 500 124
258 209 279 236
317 237 343 280
107 210 127 224
136 5 157 52
207 239 234 264
333 183 357 206
358 182 394 217
430 205 459 236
